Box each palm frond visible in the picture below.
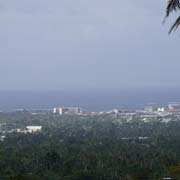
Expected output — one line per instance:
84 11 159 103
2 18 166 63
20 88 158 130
169 16 180 33
166 0 180 17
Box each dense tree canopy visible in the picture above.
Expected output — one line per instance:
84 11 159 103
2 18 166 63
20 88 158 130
0 112 180 179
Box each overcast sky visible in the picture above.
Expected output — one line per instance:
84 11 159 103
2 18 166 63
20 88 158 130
0 0 179 91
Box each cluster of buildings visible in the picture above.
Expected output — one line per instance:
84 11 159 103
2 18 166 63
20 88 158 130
144 103 180 113
2 126 43 134
52 103 180 117
7 102 180 116
53 106 81 115
0 126 42 141
17 126 42 133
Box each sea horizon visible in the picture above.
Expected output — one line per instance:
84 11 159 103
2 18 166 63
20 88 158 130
0 88 180 111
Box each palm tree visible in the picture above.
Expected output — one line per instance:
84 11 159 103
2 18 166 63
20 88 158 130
165 0 180 33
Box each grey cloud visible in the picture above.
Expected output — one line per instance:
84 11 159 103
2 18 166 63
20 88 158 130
0 0 179 90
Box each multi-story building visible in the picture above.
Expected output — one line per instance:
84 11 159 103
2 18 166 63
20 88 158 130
168 103 180 112
144 106 156 112
53 107 81 115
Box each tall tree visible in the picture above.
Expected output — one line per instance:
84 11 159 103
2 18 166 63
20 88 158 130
165 0 180 33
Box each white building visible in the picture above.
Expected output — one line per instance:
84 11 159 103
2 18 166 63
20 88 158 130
53 107 81 115
168 103 180 112
112 109 119 114
144 106 155 112
157 107 165 112
26 126 42 133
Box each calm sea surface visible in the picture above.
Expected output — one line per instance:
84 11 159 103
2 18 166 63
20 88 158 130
0 89 180 111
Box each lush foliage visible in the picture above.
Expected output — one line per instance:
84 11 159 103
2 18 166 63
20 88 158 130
0 113 180 179
165 0 180 33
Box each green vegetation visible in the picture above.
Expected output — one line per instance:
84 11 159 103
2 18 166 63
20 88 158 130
0 112 179 179
165 0 180 33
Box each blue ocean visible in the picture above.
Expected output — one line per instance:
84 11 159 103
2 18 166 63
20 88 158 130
0 89 179 111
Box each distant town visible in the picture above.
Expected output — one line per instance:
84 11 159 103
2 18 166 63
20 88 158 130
0 103 180 179
3 102 180 117
0 103 180 135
